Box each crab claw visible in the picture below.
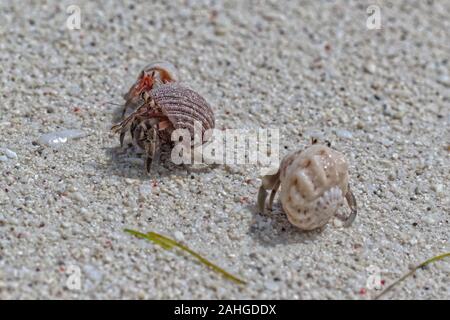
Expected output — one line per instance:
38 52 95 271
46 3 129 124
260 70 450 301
343 184 357 227
257 186 268 214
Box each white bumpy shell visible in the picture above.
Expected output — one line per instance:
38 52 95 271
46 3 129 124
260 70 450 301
279 145 349 230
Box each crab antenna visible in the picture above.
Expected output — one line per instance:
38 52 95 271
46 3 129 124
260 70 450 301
99 100 124 107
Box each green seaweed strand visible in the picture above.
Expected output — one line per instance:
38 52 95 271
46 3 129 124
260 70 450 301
125 229 247 285
375 252 450 299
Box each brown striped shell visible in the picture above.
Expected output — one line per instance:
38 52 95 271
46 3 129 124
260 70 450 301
149 83 215 138
112 63 215 172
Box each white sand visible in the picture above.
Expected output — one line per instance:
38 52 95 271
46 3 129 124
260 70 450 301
0 0 449 299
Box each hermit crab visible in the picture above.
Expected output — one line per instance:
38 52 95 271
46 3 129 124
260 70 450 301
111 82 215 172
122 61 179 117
257 141 357 230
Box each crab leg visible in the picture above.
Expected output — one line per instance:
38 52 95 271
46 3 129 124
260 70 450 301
144 124 160 174
335 184 358 227
268 179 281 210
112 103 165 147
257 169 281 213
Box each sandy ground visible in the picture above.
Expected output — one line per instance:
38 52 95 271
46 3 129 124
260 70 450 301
0 0 449 299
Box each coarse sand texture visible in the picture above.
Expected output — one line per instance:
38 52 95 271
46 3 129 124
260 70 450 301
0 0 449 299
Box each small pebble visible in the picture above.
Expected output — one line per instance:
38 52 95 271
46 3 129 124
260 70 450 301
431 184 443 195
0 155 8 162
173 231 184 242
364 62 376 74
333 218 344 228
0 148 18 159
264 280 279 291
421 214 436 225
79 207 94 220
70 192 87 204
68 84 82 96
38 129 87 147
335 129 353 139
214 26 227 36
437 75 450 87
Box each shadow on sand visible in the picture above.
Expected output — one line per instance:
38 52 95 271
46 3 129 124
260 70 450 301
245 202 323 247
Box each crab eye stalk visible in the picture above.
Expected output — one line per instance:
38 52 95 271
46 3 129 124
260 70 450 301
121 61 181 120
143 61 179 83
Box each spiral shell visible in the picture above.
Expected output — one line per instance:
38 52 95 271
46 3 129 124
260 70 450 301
258 144 356 230
150 83 215 138
280 145 349 230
